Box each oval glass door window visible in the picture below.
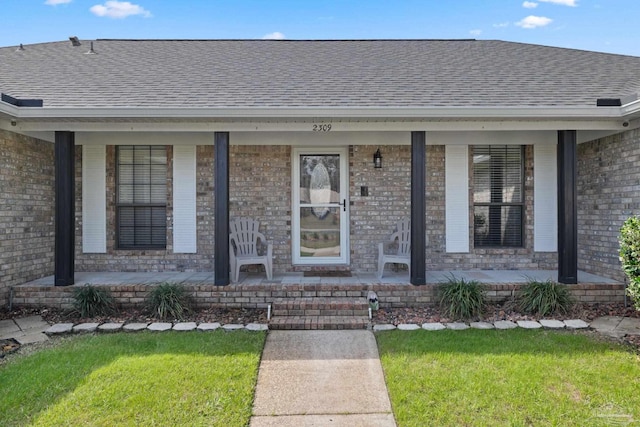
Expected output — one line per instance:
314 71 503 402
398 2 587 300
310 162 331 218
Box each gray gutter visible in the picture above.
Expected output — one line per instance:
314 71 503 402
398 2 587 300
0 105 631 120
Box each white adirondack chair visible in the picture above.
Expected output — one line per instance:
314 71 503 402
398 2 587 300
229 217 273 282
377 218 411 279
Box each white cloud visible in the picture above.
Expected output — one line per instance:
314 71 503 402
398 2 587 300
262 32 285 40
516 15 553 29
45 0 72 4
523 1 538 8
539 0 577 6
90 1 151 18
469 29 482 36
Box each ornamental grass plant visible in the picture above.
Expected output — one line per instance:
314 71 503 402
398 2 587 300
518 279 572 316
146 282 193 320
71 284 116 318
438 277 486 320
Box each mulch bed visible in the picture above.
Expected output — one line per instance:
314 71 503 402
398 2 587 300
372 301 640 325
1 302 638 326
1 302 639 350
0 338 20 358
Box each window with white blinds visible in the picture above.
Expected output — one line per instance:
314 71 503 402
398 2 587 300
473 145 524 247
116 146 167 249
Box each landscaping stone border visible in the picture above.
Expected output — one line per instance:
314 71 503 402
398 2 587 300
43 318 591 335
373 319 590 332
45 321 270 335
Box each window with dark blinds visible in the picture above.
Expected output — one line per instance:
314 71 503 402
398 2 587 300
116 146 167 249
473 145 524 247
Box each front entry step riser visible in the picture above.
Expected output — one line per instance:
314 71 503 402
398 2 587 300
269 316 370 330
271 297 370 317
269 297 371 330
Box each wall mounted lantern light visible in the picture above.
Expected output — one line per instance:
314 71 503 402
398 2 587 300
373 148 382 169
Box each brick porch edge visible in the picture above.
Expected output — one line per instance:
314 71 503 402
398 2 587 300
11 282 626 310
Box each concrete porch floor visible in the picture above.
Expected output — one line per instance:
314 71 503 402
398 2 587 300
22 269 620 287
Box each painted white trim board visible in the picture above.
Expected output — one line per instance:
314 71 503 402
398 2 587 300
173 145 197 253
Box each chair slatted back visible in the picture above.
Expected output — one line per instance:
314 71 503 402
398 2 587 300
230 218 261 257
391 218 411 256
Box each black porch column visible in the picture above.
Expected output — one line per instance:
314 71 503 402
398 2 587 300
54 131 75 286
557 130 578 284
214 132 230 286
411 131 426 285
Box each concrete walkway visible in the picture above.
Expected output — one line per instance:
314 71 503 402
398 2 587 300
250 330 396 427
590 316 640 338
0 315 50 344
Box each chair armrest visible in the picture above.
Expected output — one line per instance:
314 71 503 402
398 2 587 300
379 240 399 255
229 243 236 262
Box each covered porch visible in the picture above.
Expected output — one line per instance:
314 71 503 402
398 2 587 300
22 269 620 287
13 270 624 312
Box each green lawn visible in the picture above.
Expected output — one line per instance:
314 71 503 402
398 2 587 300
0 331 266 427
377 329 640 427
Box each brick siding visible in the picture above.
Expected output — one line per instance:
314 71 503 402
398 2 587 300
0 130 54 304
577 128 640 282
229 145 292 272
73 142 559 275
8 128 637 301
75 145 216 272
350 145 412 271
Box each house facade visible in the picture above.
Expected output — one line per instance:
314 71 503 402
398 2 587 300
1 39 640 305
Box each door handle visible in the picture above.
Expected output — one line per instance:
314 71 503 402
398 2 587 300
340 199 347 212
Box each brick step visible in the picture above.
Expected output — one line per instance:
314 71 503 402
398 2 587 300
269 315 370 330
271 297 369 317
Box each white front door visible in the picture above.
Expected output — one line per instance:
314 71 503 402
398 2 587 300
292 147 349 265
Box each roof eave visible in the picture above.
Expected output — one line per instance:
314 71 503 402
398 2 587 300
3 105 629 120
621 98 640 121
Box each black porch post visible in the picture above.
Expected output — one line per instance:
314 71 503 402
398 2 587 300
54 131 75 286
557 130 578 284
411 131 426 285
214 132 230 286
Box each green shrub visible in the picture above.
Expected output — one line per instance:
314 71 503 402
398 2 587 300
518 280 572 316
147 283 192 320
72 284 116 318
438 277 486 320
619 216 640 309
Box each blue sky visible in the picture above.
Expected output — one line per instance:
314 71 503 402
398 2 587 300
2 0 637 56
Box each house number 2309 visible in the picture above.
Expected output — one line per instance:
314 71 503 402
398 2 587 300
312 124 332 132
